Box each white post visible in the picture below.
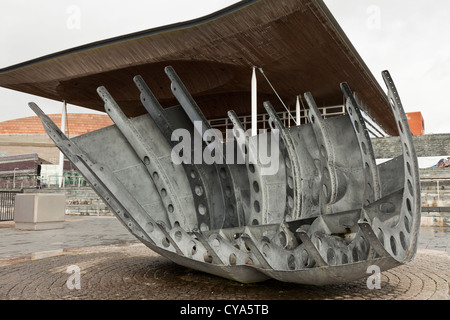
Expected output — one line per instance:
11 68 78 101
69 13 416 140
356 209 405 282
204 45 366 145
251 66 257 136
437 180 440 203
13 167 19 189
58 101 67 188
296 95 301 125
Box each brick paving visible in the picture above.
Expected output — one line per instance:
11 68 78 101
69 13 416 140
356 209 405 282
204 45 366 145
0 216 448 300
0 244 448 300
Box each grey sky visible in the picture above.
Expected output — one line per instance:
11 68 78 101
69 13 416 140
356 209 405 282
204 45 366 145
0 0 449 135
324 0 450 134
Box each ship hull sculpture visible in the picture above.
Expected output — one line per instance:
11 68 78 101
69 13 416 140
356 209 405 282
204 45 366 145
29 67 420 285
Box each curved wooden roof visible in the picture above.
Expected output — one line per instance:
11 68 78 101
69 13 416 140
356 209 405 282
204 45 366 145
0 0 397 135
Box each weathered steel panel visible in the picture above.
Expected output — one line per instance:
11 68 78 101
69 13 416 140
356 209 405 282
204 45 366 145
29 68 420 285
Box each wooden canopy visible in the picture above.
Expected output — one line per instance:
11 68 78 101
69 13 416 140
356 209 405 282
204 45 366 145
0 0 397 135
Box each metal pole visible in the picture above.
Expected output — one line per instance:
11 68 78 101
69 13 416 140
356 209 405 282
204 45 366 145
296 95 301 125
251 66 257 136
13 168 19 190
58 101 67 188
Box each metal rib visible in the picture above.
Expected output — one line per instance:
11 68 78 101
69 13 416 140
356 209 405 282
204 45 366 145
97 86 190 229
296 229 328 267
357 220 392 258
227 110 286 225
165 65 244 228
262 101 301 220
341 82 381 204
193 232 225 265
382 70 421 262
28 67 421 286
303 92 338 208
240 233 272 269
156 222 184 255
28 102 180 254
134 75 214 231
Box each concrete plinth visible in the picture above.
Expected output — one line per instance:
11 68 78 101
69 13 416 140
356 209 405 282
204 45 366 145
14 194 66 230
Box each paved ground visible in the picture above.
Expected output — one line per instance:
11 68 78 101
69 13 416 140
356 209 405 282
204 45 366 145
0 216 448 301
0 216 136 259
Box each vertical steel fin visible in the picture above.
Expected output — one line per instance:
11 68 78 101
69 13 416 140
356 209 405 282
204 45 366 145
97 86 192 230
227 110 285 225
165 66 245 228
28 102 181 256
263 101 301 220
341 82 381 204
134 75 215 231
382 70 421 262
303 92 338 208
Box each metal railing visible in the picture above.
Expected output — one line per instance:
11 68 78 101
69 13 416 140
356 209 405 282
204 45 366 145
0 173 88 190
207 105 388 139
41 174 87 188
208 107 345 132
0 190 23 221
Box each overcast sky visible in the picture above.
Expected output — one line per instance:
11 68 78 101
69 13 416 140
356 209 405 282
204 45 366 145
0 0 449 136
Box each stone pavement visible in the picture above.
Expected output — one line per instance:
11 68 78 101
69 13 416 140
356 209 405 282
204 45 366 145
0 216 448 300
0 216 136 260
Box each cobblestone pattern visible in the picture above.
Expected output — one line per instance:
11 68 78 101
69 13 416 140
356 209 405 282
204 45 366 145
0 244 448 300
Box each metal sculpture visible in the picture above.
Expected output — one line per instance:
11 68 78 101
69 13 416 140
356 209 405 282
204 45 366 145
29 67 420 285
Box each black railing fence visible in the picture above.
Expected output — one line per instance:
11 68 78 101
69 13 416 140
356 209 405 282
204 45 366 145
0 190 23 221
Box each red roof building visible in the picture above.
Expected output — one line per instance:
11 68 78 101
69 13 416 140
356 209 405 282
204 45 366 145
406 112 425 136
0 114 113 136
0 114 113 164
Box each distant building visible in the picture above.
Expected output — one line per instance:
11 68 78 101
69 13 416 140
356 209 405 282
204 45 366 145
0 113 113 163
0 114 113 189
406 112 425 136
0 153 44 189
